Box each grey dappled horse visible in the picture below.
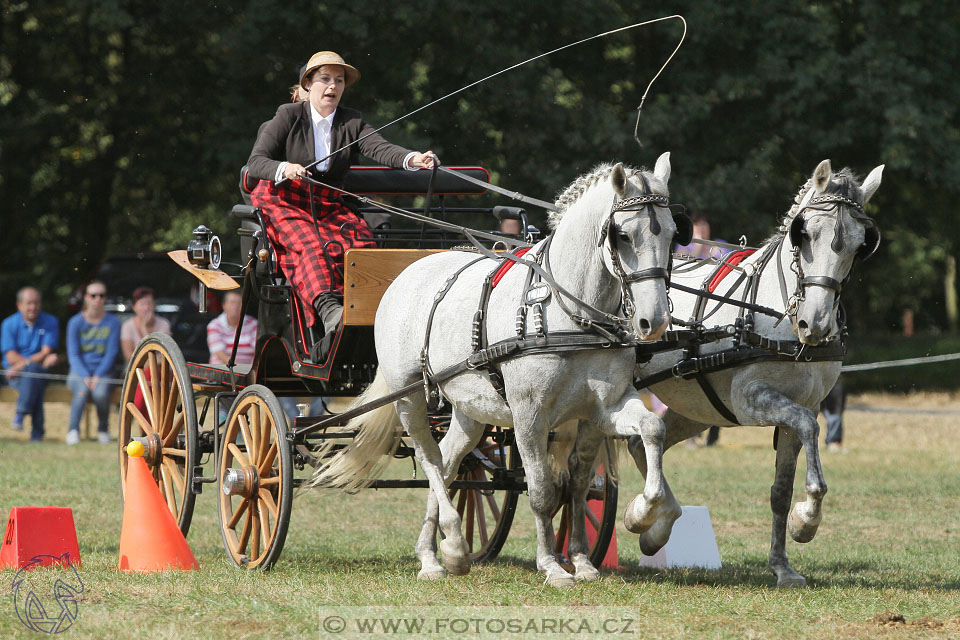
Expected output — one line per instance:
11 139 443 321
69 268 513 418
578 159 882 587
314 155 681 586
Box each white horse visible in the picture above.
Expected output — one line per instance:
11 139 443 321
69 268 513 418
314 154 683 586
590 159 883 587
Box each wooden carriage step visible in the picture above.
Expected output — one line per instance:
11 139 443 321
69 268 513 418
167 250 239 291
343 249 444 325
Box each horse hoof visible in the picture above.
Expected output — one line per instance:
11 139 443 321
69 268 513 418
623 496 657 534
439 538 471 576
575 566 601 582
418 567 447 581
545 570 576 587
638 534 665 557
787 509 820 544
777 574 807 588
770 563 807 588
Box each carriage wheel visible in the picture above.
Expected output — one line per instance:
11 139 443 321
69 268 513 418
118 332 198 535
552 462 619 571
449 436 520 564
217 385 293 570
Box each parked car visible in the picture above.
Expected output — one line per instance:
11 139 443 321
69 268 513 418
72 252 217 363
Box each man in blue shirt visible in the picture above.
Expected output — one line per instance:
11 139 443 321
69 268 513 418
2 287 60 441
66 280 121 444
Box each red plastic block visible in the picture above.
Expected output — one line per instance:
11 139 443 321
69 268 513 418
0 507 81 569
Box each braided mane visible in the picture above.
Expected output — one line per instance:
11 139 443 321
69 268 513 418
549 163 653 230
776 168 861 236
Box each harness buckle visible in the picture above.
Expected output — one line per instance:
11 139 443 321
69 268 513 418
672 358 700 378
777 341 800 358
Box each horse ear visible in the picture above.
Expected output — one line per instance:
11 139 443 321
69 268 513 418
813 159 832 193
861 164 884 204
653 151 671 186
611 162 627 196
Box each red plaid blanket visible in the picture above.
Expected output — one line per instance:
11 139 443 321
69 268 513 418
251 179 375 326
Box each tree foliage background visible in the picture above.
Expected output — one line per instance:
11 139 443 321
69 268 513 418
2 0 958 335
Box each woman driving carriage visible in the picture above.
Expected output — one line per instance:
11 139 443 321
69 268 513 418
246 50 438 361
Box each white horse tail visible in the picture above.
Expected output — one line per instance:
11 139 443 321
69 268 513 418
307 368 402 492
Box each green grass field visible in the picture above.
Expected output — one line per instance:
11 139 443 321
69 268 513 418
1 392 958 639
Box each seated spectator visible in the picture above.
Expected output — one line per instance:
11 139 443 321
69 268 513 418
2 287 59 441
674 211 730 260
499 217 523 236
121 286 172 360
207 291 257 366
207 291 258 423
65 280 122 445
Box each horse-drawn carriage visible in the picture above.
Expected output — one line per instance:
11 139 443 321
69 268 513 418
117 154 884 586
116 164 619 571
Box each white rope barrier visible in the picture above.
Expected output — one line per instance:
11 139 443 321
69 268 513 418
0 368 125 385
841 352 960 373
2 351 958 386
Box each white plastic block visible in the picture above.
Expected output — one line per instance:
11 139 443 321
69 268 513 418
637 505 722 570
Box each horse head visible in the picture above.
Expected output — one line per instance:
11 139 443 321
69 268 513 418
788 159 884 345
601 153 687 341
550 153 688 341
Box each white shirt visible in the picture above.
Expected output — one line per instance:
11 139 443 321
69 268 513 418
311 105 337 172
275 105 418 182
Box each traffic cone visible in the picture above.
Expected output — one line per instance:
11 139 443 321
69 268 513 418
118 441 199 572
1 507 81 569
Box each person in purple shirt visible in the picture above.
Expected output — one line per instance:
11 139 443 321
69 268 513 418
65 280 122 445
2 286 60 441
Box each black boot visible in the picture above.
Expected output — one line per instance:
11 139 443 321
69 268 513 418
310 293 343 363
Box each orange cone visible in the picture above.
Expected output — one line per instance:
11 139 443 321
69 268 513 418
118 441 199 572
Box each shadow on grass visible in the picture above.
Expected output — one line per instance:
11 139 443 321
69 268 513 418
483 553 960 591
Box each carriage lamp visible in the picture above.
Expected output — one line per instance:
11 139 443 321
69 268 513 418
187 225 222 270
187 225 222 313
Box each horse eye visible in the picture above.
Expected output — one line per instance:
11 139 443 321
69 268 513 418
617 231 631 244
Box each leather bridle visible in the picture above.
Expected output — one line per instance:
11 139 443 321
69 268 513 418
596 184 692 321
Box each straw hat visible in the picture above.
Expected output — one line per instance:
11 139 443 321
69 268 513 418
300 51 360 88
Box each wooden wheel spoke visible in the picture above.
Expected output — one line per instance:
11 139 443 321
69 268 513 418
484 490 502 523
147 352 161 428
258 501 270 549
163 457 186 495
249 404 261 464
228 498 249 529
465 490 476 550
228 442 250 467
258 441 278 476
259 412 272 466
237 414 255 459
260 476 280 486
259 490 279 520
162 447 186 457
238 503 253 553
126 402 155 435
135 369 157 428
250 510 261 560
473 473 489 545
163 412 185 449
585 503 601 532
455 484 468 515
160 376 179 440
160 465 178 517
554 504 570 554
157 355 171 433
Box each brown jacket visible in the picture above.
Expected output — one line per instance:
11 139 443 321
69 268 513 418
246 101 413 187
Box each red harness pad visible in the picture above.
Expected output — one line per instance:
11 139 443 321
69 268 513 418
707 249 755 293
491 247 531 287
